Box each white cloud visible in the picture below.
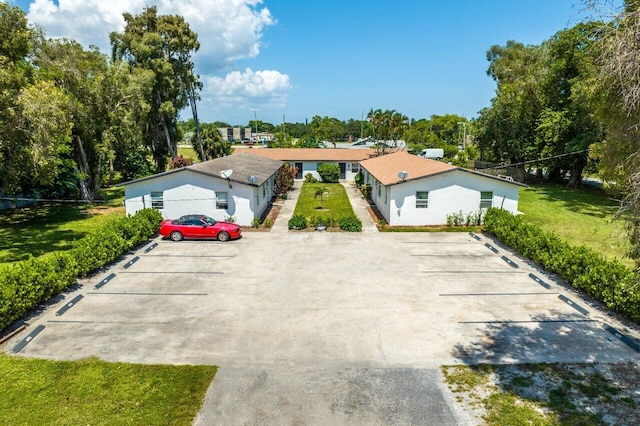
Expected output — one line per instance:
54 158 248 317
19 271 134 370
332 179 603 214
22 0 288 121
202 68 291 118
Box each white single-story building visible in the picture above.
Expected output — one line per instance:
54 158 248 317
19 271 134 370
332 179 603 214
359 151 525 226
122 153 283 226
235 148 376 182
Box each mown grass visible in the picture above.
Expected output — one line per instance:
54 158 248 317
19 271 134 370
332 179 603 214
177 146 199 162
294 182 355 220
518 183 630 266
442 363 639 425
0 353 216 425
0 187 125 265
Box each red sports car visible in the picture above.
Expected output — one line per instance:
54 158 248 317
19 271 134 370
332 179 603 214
159 215 241 242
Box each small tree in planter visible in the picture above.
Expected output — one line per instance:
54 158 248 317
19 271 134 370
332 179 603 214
315 186 329 209
275 164 298 197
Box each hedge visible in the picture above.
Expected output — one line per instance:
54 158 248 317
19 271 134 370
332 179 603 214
483 208 640 321
0 208 163 332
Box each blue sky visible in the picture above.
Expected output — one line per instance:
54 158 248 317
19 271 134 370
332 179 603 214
7 0 612 125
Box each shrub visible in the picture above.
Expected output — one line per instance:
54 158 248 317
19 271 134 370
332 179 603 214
263 219 273 228
309 215 337 228
276 164 297 195
288 214 307 230
304 173 318 183
354 172 363 186
360 184 372 198
483 208 640 321
339 214 362 232
251 217 261 228
0 208 162 332
317 163 340 183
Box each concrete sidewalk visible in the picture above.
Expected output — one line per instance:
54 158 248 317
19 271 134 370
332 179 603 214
270 180 302 232
341 181 378 233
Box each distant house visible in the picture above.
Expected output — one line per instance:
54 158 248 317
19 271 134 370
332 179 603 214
236 148 376 181
359 151 525 226
122 153 283 226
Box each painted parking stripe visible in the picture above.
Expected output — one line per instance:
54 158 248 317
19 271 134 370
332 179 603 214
501 256 519 268
485 243 499 253
11 325 45 353
94 273 116 289
86 292 208 296
139 254 232 258
411 254 495 257
460 319 597 324
469 232 482 241
55 295 83 316
48 320 172 325
604 325 640 352
123 256 139 269
529 273 551 289
558 295 589 315
119 271 223 275
440 292 556 296
421 270 525 274
402 241 479 244
144 242 158 253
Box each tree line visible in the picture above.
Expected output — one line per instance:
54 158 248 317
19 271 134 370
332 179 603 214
0 4 206 201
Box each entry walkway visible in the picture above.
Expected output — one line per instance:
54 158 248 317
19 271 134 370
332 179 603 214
270 180 378 233
270 180 303 232
341 181 378 233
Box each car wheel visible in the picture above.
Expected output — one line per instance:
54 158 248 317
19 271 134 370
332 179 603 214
217 231 230 242
170 231 183 241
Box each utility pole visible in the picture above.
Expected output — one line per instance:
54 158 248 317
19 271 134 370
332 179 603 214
253 110 257 137
457 121 467 150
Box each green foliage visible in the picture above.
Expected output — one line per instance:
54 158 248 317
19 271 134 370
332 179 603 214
288 214 307 230
275 164 297 196
484 208 640 321
360 184 372 198
317 163 340 183
354 172 363 186
251 217 261 228
339 214 362 232
168 155 193 169
0 209 162 331
304 172 318 183
0 353 216 425
293 183 360 231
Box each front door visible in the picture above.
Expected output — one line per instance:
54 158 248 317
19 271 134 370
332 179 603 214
339 163 346 179
295 163 303 179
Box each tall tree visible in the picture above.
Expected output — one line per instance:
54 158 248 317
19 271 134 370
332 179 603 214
0 2 34 195
110 6 200 171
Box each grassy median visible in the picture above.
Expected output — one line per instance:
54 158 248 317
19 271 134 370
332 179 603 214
0 353 216 425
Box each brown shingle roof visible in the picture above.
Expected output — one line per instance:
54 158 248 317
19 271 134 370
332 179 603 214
360 151 456 185
234 147 376 162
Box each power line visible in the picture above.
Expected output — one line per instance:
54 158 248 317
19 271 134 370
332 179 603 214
477 149 590 171
0 197 108 204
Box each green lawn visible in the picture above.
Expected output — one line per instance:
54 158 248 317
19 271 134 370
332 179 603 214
294 183 355 223
177 146 199 162
518 183 630 265
0 187 125 265
0 353 216 425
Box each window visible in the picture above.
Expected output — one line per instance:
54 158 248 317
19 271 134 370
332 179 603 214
416 191 429 208
480 191 493 209
216 192 228 209
263 185 266 198
150 191 163 209
377 181 381 197
351 163 360 173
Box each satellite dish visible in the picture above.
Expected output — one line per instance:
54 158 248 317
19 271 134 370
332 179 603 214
397 171 408 180
247 175 257 185
220 169 233 179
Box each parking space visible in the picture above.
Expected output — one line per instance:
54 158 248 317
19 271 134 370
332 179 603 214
5 231 639 424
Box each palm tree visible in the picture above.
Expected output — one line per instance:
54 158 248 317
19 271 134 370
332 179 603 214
315 186 328 208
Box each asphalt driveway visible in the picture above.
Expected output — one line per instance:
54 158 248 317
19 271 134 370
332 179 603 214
4 231 640 425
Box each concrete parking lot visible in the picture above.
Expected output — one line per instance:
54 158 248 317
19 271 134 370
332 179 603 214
4 230 640 425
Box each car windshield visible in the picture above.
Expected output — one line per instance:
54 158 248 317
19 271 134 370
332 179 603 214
202 216 217 226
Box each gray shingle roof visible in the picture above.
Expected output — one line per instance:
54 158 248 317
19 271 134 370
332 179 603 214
121 152 283 187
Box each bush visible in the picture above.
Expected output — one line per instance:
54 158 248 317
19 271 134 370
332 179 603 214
360 184 372 199
483 208 640 321
317 163 341 183
354 172 363 186
339 214 362 232
0 208 162 332
304 173 318 183
288 214 307 230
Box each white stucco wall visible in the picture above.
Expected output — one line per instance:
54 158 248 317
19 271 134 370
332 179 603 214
124 170 275 226
290 161 360 182
365 169 520 226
